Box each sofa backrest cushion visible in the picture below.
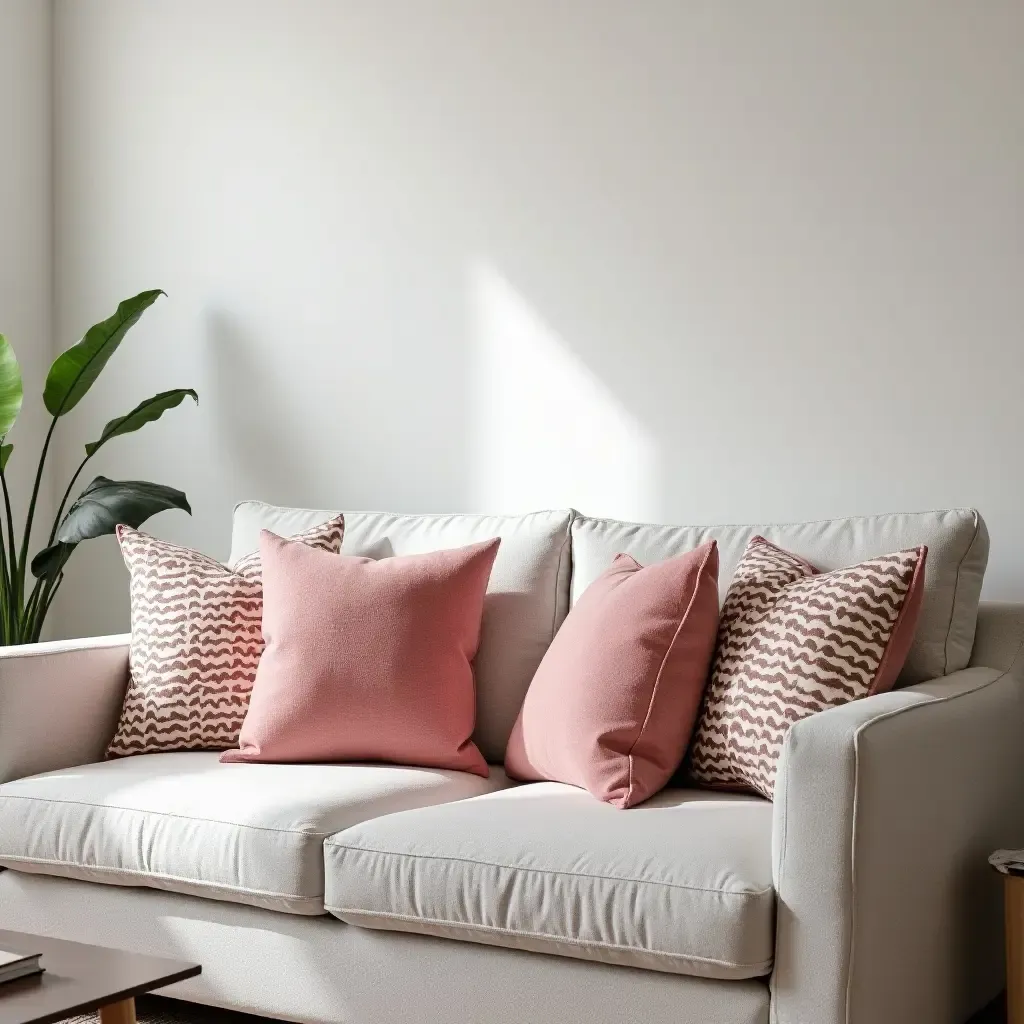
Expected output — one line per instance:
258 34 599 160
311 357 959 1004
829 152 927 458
231 503 574 761
571 509 988 685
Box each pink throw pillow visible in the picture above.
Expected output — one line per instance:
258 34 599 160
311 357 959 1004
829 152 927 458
221 532 500 776
504 542 719 808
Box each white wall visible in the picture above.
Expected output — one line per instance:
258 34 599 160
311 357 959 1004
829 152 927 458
0 0 53 544
50 0 1024 639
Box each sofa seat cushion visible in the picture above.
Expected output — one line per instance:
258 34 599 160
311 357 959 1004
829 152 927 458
324 783 775 979
0 752 508 915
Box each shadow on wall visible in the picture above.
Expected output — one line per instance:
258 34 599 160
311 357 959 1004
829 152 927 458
203 309 327 510
205 269 664 525
468 262 661 522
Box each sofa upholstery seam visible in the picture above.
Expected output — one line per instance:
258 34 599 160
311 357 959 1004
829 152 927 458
0 792 337 837
325 842 773 897
573 507 978 532
0 638 131 661
237 501 573 526
769 733 792 1024
0 855 324 903
330 905 774 973
549 514 574 642
942 509 980 676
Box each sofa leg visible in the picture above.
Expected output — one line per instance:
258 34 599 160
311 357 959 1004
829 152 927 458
99 998 136 1024
1007 875 1024 1024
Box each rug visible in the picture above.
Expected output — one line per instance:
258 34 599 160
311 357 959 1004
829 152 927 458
61 995 273 1024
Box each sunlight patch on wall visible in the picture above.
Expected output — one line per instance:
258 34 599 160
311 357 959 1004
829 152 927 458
470 263 658 520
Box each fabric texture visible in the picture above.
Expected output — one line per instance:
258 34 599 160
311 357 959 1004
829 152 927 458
570 508 986 685
0 634 130 785
0 873 770 1024
108 517 343 756
0 752 508 914
504 542 719 807
221 533 499 776
688 536 926 799
771 661 1024 1024
230 504 574 762
324 782 774 980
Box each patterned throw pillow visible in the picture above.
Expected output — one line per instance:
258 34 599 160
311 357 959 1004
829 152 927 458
687 536 927 799
108 516 344 756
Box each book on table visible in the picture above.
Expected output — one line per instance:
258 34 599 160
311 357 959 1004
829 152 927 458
0 948 44 985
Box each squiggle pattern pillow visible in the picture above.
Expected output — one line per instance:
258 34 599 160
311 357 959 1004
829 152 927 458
688 535 926 799
108 516 344 756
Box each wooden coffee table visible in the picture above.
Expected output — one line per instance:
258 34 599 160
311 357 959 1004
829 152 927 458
0 930 200 1024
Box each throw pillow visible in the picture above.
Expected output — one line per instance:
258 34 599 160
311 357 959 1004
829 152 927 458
505 542 720 808
220 532 500 776
108 516 344 756
687 536 927 799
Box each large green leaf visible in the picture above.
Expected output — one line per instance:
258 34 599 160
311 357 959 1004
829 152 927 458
85 388 198 457
56 475 191 544
0 334 23 439
31 475 191 579
29 541 74 582
43 290 165 417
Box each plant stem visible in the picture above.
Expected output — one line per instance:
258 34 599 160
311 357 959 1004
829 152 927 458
0 466 20 641
0 468 18 586
48 454 89 547
17 415 58 608
0 514 10 643
22 576 45 642
33 572 63 642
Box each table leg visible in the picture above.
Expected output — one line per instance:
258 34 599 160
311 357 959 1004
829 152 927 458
1007 875 1024 1024
99 998 137 1024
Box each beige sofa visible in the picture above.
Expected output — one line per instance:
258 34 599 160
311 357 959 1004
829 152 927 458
0 504 1021 1024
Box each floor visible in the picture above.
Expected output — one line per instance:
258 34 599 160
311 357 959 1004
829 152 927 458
62 991 1009 1024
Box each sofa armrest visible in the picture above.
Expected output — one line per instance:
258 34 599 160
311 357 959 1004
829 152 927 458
771 626 1024 1024
968 601 1024 673
0 634 130 784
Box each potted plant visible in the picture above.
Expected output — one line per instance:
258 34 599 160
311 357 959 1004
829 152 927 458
0 289 196 644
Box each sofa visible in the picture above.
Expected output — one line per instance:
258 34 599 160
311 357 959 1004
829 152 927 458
0 503 1021 1024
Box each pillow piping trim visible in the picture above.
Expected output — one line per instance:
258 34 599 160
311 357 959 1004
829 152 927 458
623 540 718 807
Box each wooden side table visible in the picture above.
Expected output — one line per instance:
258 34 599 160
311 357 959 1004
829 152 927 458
1007 873 1024 1024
